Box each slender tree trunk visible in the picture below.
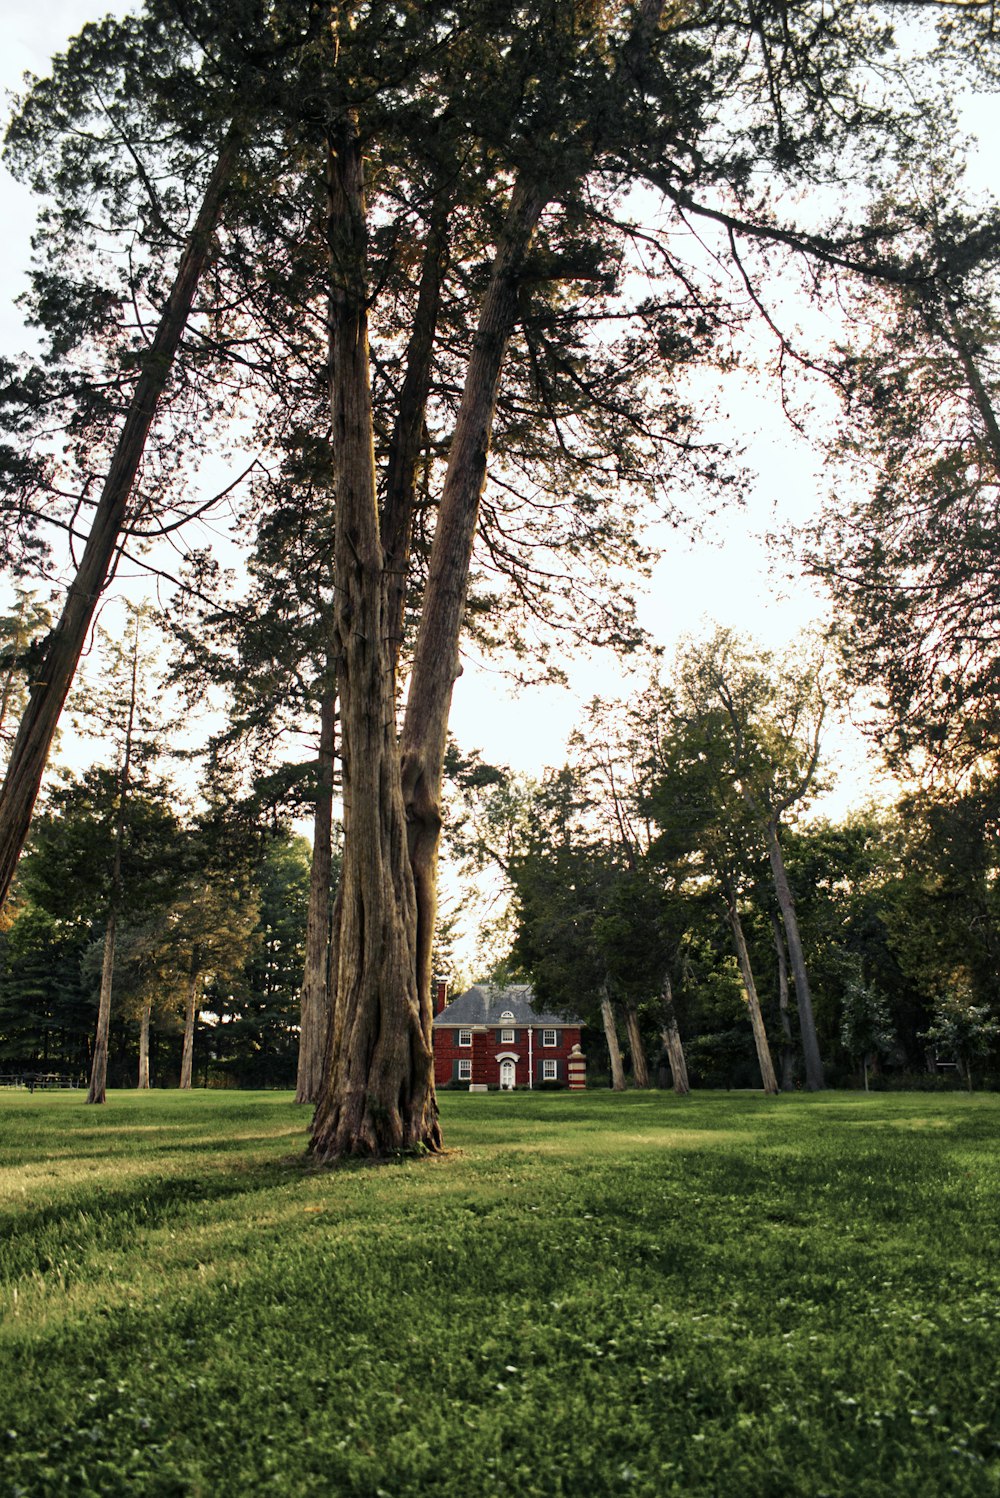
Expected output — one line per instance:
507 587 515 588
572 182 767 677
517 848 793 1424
0 124 239 915
86 911 118 1106
310 117 438 1161
600 985 626 1091
659 972 690 1095
624 1000 650 1087
721 873 778 1095
763 818 824 1090
86 618 139 1105
138 1001 151 1090
179 969 198 1091
769 911 796 1091
295 680 336 1105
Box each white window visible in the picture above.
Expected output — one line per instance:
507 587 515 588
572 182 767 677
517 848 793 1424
458 1059 472 1081
501 1028 515 1044
542 1059 558 1080
542 1029 557 1047
458 1030 472 1047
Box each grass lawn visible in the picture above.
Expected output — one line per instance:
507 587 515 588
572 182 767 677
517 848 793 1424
0 1089 998 1497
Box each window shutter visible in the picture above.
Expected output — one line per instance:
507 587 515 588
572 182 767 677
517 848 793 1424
513 1030 520 1044
556 1059 564 1081
452 1060 461 1083
495 1030 503 1044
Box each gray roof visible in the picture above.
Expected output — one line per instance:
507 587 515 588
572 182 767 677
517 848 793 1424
435 982 582 1029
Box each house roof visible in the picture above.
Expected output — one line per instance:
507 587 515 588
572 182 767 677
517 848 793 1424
434 982 581 1029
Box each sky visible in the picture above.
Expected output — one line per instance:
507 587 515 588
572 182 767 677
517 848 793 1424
0 0 901 819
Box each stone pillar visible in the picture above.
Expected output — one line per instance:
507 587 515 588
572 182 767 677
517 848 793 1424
567 1043 587 1090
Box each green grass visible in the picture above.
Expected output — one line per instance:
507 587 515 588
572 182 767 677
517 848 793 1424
1 1090 998 1497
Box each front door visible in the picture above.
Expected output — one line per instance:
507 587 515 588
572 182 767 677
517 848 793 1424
500 1058 515 1090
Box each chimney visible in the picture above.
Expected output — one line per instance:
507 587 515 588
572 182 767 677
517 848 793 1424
433 977 448 1016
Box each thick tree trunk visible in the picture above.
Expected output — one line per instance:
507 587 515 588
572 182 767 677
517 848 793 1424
295 682 336 1105
0 125 239 914
179 970 198 1090
138 1000 151 1090
721 874 779 1095
624 1000 650 1087
600 986 627 1091
659 972 690 1095
769 911 796 1091
312 9 666 1157
86 911 117 1105
764 819 824 1090
309 117 439 1161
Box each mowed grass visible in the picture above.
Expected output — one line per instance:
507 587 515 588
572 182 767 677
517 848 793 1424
1 1091 998 1497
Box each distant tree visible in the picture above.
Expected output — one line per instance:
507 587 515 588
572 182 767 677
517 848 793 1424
640 685 779 1095
923 991 1000 1093
71 606 173 1103
0 769 180 1076
672 631 829 1089
146 876 260 1090
839 969 895 1091
211 832 311 1088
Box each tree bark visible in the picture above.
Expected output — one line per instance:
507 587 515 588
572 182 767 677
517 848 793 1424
86 616 139 1105
138 1000 151 1090
309 117 439 1161
659 972 690 1095
399 174 547 1042
764 818 824 1090
624 1000 650 1087
381 199 449 668
0 124 240 915
769 910 796 1091
311 6 666 1156
179 969 198 1091
600 985 627 1091
87 911 118 1106
295 680 336 1105
721 873 779 1095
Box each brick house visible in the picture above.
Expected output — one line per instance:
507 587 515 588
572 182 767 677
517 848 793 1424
433 982 585 1090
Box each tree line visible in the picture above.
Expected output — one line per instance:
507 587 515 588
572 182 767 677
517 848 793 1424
452 631 1000 1094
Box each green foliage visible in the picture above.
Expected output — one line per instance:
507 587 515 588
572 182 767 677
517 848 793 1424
923 992 1000 1091
839 969 896 1087
2 1091 1000 1495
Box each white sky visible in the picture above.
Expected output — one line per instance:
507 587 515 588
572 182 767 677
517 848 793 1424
0 0 910 823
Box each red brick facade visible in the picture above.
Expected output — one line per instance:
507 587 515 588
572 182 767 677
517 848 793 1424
434 1021 584 1089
